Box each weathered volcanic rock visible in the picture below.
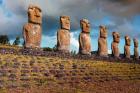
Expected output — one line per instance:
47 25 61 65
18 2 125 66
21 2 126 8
111 32 120 58
79 19 91 55
133 38 139 59
98 25 108 57
23 5 42 48
124 36 131 59
57 16 70 53
23 23 41 48
60 16 70 30
28 5 42 24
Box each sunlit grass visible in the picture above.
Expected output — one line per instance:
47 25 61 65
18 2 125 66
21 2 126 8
0 53 139 93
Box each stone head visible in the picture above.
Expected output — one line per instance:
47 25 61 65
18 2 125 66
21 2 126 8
133 38 138 47
80 19 90 33
112 32 120 43
99 25 107 38
28 5 42 24
60 16 70 30
125 36 131 46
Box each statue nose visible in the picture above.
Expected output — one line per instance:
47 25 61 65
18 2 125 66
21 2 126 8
66 21 69 24
87 24 90 27
35 11 40 17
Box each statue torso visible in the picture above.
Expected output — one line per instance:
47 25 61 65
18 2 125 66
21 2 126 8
23 23 41 48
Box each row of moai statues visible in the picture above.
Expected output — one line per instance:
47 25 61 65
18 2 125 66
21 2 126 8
23 5 139 59
111 32 139 59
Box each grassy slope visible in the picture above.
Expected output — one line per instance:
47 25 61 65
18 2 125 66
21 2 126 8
0 54 139 93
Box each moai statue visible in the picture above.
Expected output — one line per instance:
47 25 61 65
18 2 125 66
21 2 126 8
111 32 120 58
57 16 70 53
124 36 131 59
79 19 91 55
23 5 42 48
98 25 108 57
133 38 139 60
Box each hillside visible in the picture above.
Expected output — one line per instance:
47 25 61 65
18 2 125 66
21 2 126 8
0 53 139 93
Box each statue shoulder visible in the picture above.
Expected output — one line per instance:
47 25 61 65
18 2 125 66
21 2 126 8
23 23 32 30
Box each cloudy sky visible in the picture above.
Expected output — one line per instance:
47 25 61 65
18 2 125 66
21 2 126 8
0 0 140 54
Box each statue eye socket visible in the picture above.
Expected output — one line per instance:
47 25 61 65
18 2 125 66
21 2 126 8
28 9 32 11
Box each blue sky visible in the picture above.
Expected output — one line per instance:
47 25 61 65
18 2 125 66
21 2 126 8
0 0 2 5
0 0 140 54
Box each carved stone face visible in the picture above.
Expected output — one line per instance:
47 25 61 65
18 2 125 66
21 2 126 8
80 19 90 33
60 16 70 30
28 5 42 24
125 36 131 46
112 32 120 43
100 25 107 38
133 38 138 47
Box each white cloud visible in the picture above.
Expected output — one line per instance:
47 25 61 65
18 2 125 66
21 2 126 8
41 34 57 48
70 32 79 52
108 49 112 54
115 20 135 37
0 0 26 37
0 0 140 54
0 0 140 38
